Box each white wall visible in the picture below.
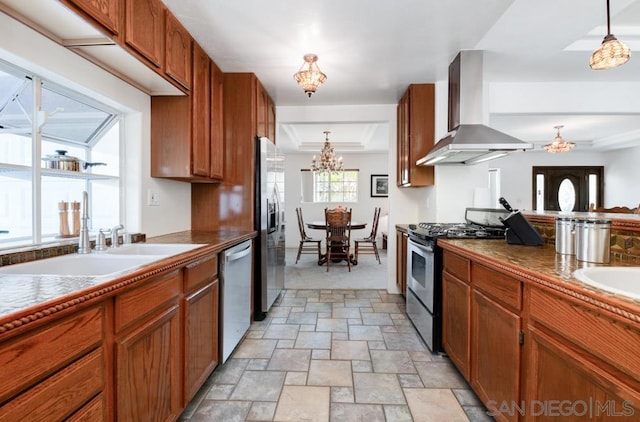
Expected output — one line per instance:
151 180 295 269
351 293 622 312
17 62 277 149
0 14 191 237
604 146 640 208
284 153 389 247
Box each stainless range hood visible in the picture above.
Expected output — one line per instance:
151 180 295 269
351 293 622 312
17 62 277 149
417 51 532 166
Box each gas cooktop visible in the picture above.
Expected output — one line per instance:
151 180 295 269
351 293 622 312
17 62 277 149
408 222 506 241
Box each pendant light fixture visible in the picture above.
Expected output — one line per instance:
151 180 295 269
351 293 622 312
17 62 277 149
311 131 343 173
294 54 327 97
590 0 630 70
544 125 575 153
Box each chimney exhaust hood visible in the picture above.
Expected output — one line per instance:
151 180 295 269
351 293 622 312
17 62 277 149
417 51 532 166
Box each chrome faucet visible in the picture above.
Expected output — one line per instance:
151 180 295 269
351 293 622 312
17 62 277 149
110 224 124 248
77 191 91 254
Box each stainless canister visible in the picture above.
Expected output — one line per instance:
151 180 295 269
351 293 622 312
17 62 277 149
555 217 575 255
575 219 611 263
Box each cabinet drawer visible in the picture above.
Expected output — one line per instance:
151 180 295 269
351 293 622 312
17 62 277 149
444 251 469 282
115 270 180 332
0 305 103 403
529 286 640 379
184 253 218 293
0 348 103 421
472 264 522 311
67 393 104 422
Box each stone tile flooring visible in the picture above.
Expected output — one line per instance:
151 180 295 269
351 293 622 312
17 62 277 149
179 289 493 421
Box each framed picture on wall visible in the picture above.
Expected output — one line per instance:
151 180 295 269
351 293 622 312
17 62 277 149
371 174 389 197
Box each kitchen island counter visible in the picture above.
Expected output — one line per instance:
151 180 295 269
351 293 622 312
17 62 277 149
438 238 640 320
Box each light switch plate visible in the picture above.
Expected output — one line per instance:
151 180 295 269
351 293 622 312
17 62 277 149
147 189 160 206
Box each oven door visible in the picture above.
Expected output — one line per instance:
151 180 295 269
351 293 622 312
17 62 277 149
407 238 435 312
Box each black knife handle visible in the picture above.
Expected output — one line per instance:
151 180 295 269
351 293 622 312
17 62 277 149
499 197 515 212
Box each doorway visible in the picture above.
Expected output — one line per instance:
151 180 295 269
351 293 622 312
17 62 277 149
532 166 604 212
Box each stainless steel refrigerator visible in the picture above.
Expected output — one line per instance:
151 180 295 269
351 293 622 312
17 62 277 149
254 136 285 320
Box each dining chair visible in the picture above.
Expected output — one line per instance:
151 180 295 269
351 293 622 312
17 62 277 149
589 203 639 214
354 207 382 264
295 208 322 264
324 207 352 272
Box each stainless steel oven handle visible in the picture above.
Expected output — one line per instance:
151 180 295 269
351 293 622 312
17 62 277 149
408 238 433 253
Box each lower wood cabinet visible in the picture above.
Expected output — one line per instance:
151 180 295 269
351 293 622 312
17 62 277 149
472 290 521 422
442 248 640 422
442 271 470 380
395 229 407 295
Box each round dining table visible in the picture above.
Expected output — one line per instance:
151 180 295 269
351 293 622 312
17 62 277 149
306 221 367 265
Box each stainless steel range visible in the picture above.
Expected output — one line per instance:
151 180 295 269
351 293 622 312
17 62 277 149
406 209 508 353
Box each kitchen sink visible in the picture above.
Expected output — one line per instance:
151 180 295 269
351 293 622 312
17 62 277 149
573 267 640 300
0 253 165 277
104 243 207 256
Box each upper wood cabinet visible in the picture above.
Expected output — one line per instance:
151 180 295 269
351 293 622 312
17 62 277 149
165 11 193 90
192 42 212 178
396 84 435 187
151 50 223 182
210 61 224 180
124 0 165 68
62 0 122 36
256 79 276 142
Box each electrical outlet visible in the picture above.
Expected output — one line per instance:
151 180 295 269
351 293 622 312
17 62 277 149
147 189 160 206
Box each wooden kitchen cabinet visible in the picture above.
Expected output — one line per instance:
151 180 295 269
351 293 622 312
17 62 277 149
114 270 181 422
0 305 105 421
210 61 224 179
442 270 471 380
192 41 212 178
151 49 223 182
396 84 435 187
124 0 165 68
165 11 192 90
471 264 522 422
256 78 276 142
183 254 219 405
62 0 122 36
395 229 408 296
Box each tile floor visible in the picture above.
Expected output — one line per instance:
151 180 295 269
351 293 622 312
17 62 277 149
179 289 492 421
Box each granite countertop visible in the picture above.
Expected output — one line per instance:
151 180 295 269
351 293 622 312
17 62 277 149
0 230 255 330
438 238 640 318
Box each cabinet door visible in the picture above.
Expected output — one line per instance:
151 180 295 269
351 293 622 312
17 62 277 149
395 230 407 295
267 96 276 143
64 0 121 35
442 271 470 380
471 290 521 422
396 93 409 187
256 82 268 138
165 11 192 90
191 42 211 177
210 61 224 180
124 0 164 67
184 280 219 404
524 326 640 422
116 305 180 422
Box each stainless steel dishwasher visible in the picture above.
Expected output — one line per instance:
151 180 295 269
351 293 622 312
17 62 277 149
219 239 253 363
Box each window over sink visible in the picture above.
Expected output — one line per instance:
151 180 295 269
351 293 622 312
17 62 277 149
0 60 122 248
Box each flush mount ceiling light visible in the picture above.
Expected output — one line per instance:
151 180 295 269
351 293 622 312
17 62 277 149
590 0 630 70
544 125 576 153
293 54 327 98
311 131 343 173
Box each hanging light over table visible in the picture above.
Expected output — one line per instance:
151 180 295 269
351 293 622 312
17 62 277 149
311 131 343 173
294 54 327 97
544 125 575 153
590 0 630 70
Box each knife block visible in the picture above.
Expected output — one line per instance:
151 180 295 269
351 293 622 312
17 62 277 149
500 212 544 246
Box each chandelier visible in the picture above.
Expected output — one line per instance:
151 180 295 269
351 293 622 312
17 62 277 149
311 131 343 173
544 125 575 153
590 0 630 70
293 54 327 97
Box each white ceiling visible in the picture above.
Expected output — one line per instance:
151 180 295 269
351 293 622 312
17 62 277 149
159 0 640 154
5 0 640 154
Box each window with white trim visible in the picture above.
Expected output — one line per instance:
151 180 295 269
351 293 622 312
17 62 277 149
312 170 358 203
0 60 121 248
